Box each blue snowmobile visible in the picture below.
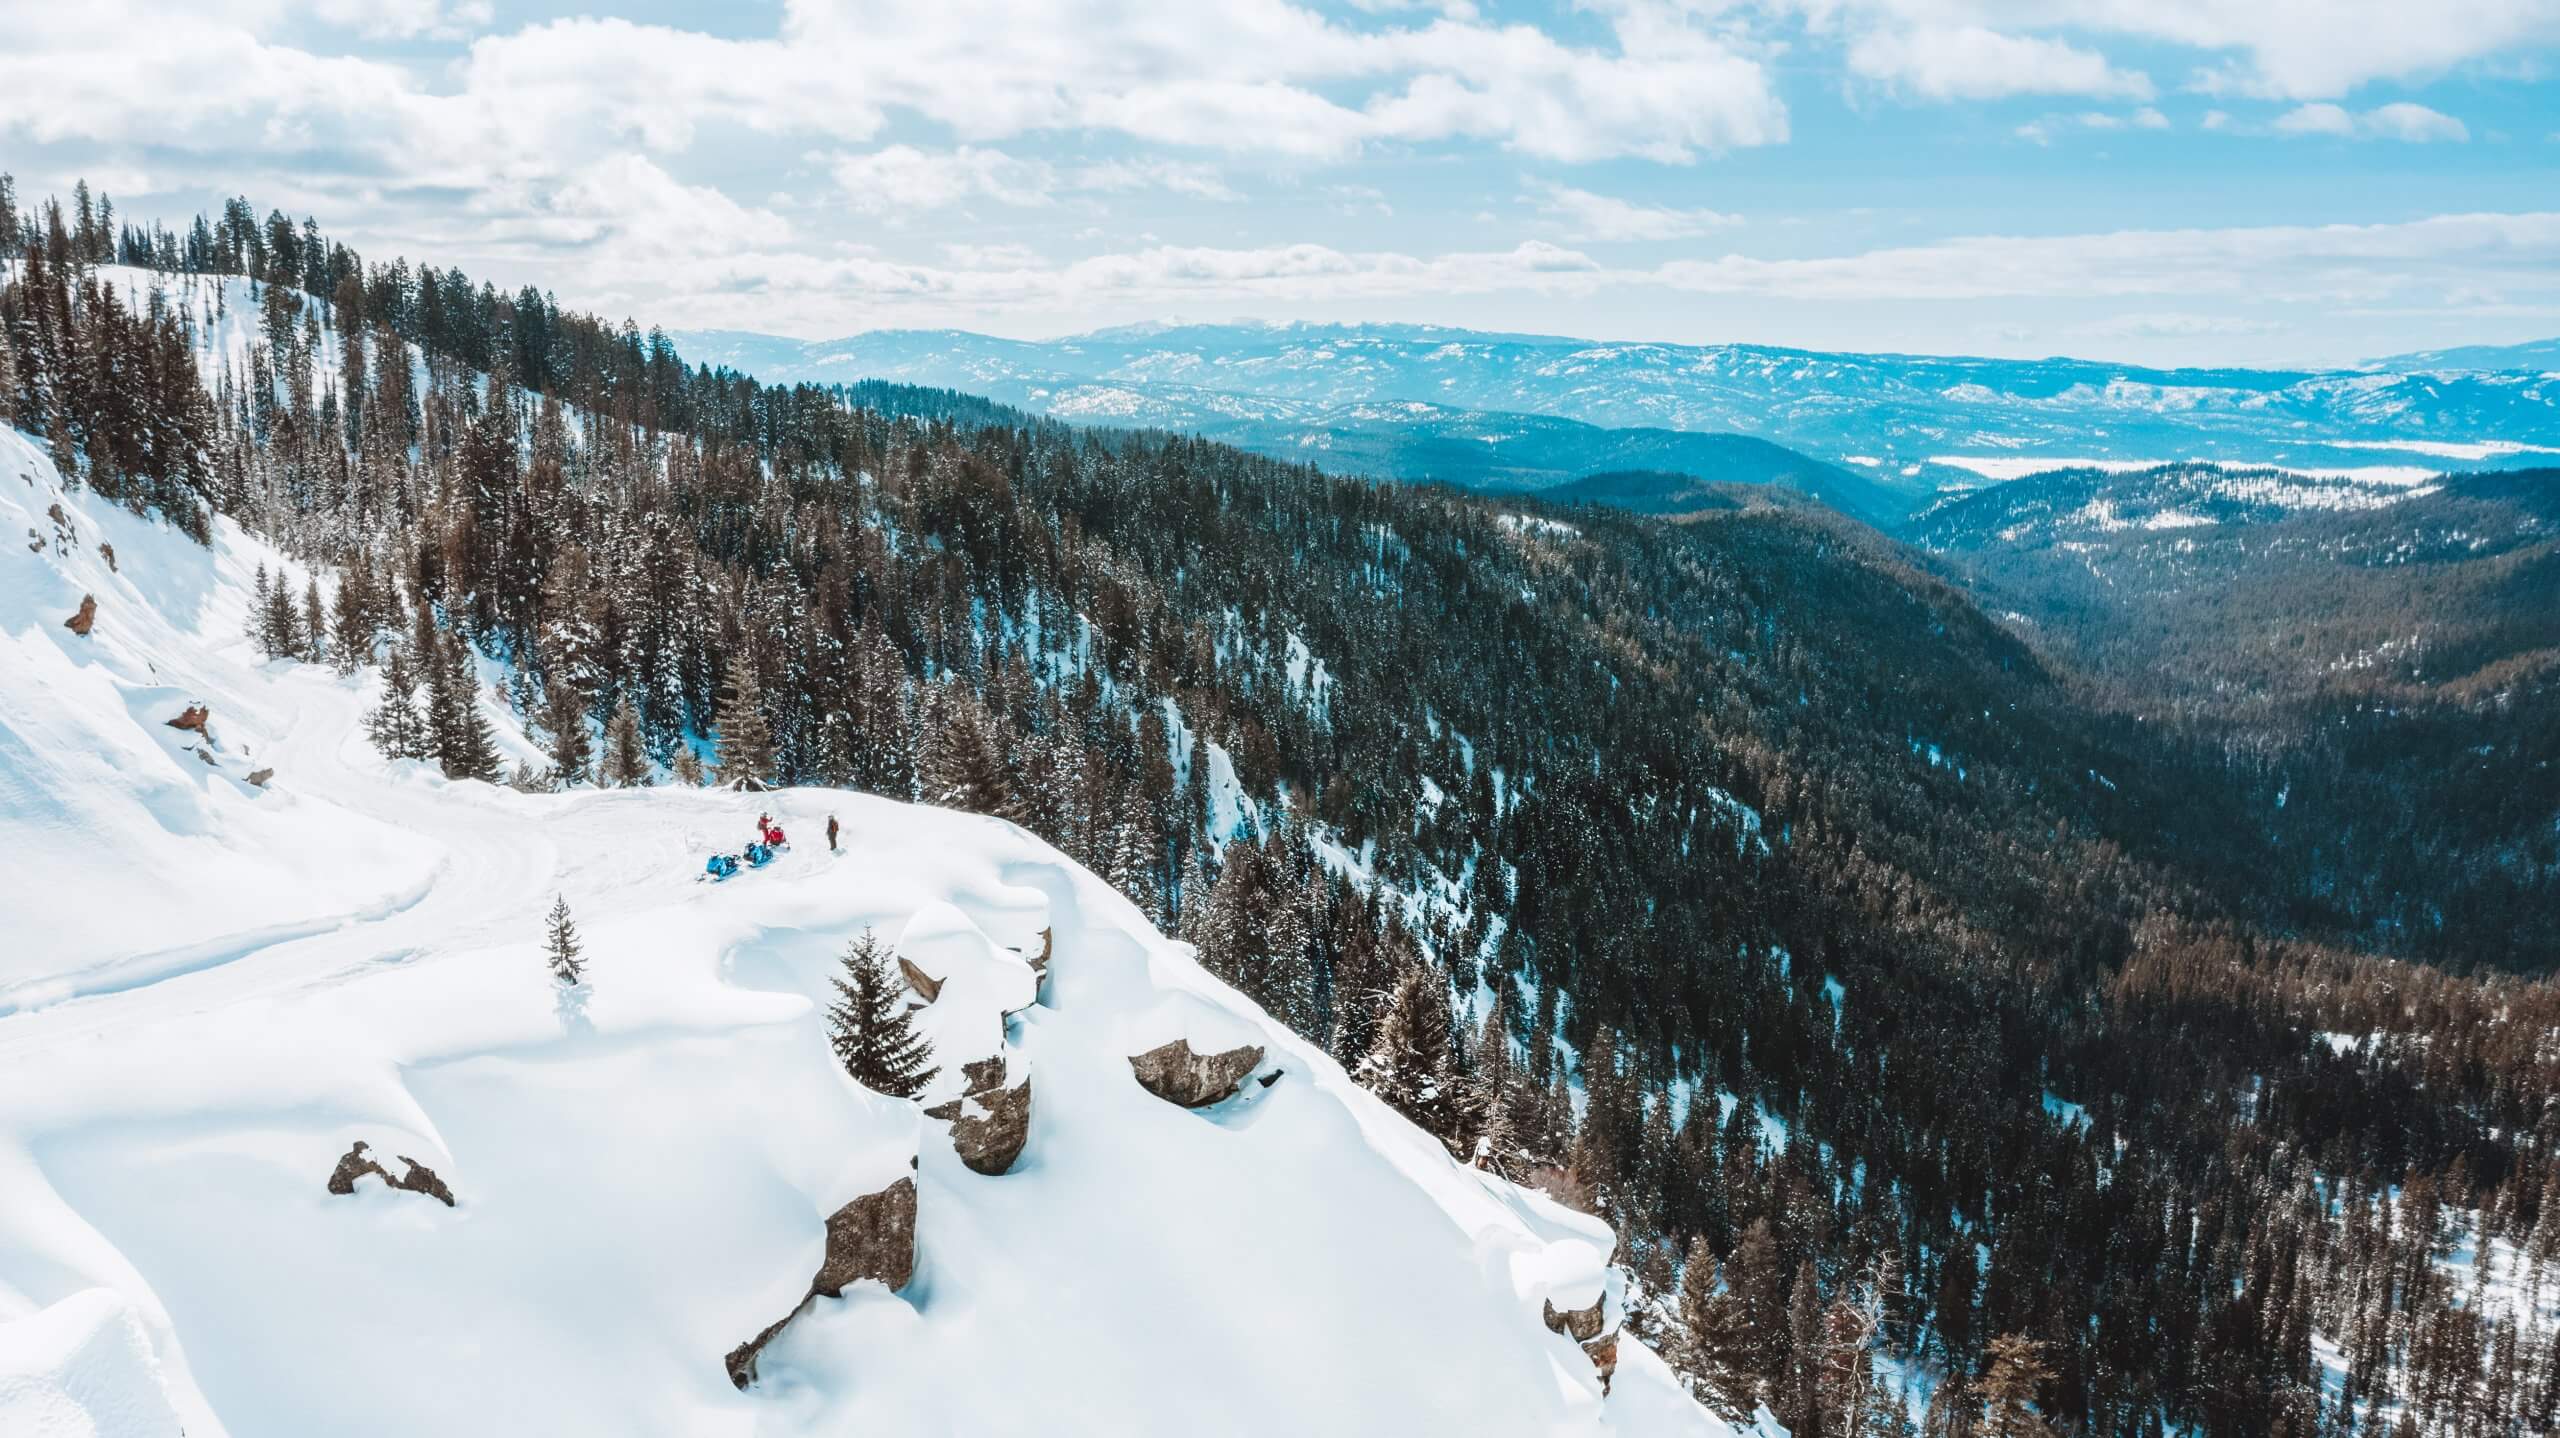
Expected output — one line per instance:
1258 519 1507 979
744 841 775 868
705 853 741 881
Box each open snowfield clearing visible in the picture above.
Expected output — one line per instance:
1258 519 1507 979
0 425 1720 1436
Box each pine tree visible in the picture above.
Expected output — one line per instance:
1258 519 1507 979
301 577 328 667
1680 1235 1764 1422
920 681 1016 818
602 697 649 788
1785 1258 1828 1438
427 631 502 782
1359 954 1460 1143
250 563 302 659
248 562 272 647
1468 1005 1522 1172
1728 1218 1788 1387
1934 1228 1979 1368
543 894 583 986
541 672 592 786
827 929 938 1099
1977 1334 2057 1438
711 653 776 789
671 746 705 787
1922 1377 1979 1438
267 571 303 660
364 639 429 761
1193 838 1317 1038
1174 844 1208 938
329 563 371 675
0 317 17 426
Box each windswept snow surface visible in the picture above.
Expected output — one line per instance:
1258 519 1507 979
0 425 1720 1437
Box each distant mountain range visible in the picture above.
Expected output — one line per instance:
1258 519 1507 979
2369 335 2560 373
680 322 2560 525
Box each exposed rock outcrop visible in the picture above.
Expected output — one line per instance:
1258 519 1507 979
897 956 944 1004
246 767 274 788
166 704 210 735
727 1175 918 1389
62 594 95 637
1541 1295 1605 1344
324 1141 457 1207
924 1056 1032 1175
1583 1331 1619 1393
1541 1295 1617 1393
1128 1038 1263 1108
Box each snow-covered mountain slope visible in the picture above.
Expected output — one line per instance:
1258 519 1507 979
1905 461 2449 552
678 324 2560 512
0 424 1722 1436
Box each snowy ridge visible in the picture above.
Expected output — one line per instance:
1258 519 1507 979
0 426 1722 1435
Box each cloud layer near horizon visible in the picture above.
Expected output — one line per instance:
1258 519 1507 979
3 0 2555 363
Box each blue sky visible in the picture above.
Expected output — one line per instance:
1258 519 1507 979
3 0 2556 366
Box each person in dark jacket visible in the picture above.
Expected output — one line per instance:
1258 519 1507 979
826 814 840 852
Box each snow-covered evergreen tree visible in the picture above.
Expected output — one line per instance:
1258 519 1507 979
827 930 938 1100
602 698 649 788
920 680 1015 818
1358 954 1460 1143
1192 838 1318 1040
1465 1005 1525 1172
300 577 327 666
1978 1335 2058 1438
0 318 17 425
543 894 584 986
1677 1236 1763 1423
328 563 370 676
712 654 776 789
671 747 705 787
250 564 303 660
365 640 429 761
426 631 502 782
541 672 591 787
248 562 271 648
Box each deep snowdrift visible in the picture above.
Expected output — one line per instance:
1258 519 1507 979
0 424 1723 1437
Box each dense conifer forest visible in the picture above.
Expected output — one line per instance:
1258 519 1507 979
5 175 2557 1437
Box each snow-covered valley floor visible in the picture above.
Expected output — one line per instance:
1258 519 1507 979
0 424 1721 1436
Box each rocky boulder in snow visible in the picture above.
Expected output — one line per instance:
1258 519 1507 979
924 1055 1032 1175
165 704 210 736
1128 1038 1264 1108
1584 1331 1620 1393
62 593 95 636
1542 1295 1606 1343
726 1174 918 1389
1542 1293 1620 1393
897 955 944 1004
324 1141 456 1207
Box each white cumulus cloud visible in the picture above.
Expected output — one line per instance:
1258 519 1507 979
1526 181 1737 242
2274 101 2468 142
1845 24 2154 101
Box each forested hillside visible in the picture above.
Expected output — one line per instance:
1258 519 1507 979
6 176 2558 1438
1915 463 2559 965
